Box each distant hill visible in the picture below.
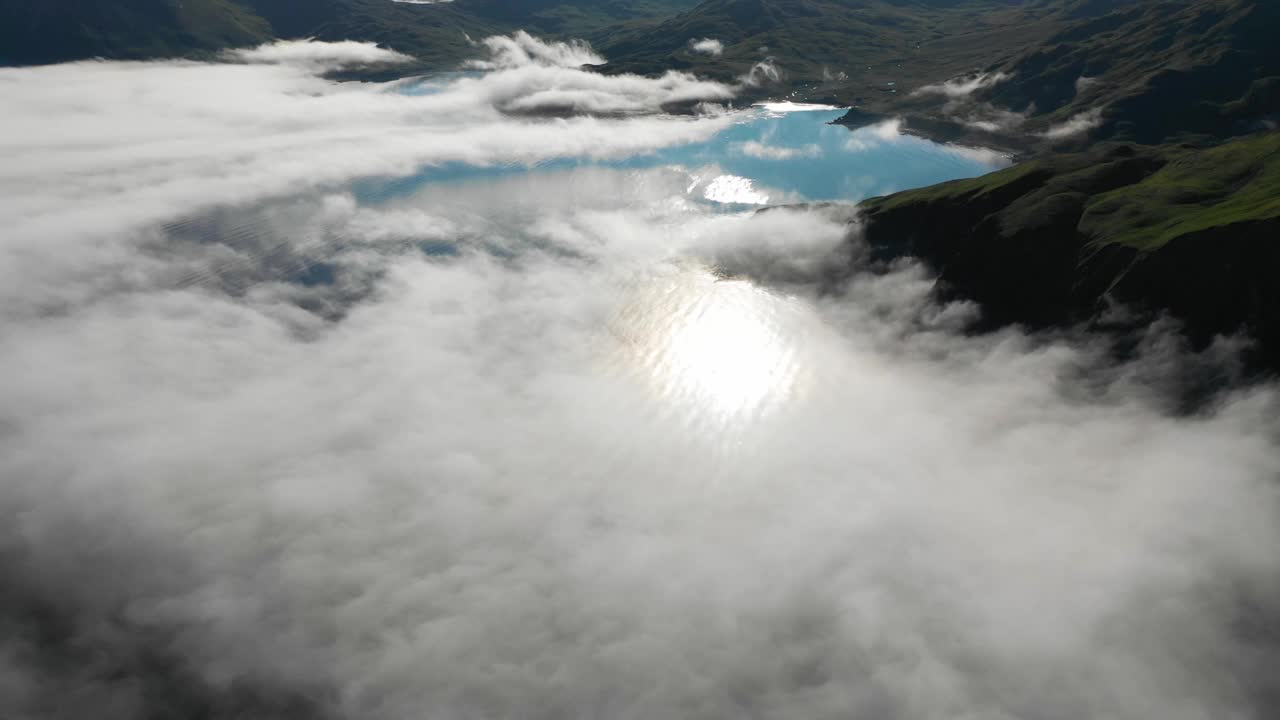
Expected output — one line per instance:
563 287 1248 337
463 0 705 37
233 0 500 69
976 0 1280 143
599 1 1118 97
5 0 1276 150
0 0 271 65
236 0 703 67
0 0 702 67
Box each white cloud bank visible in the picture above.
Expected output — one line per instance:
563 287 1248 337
462 31 732 115
225 38 414 70
0 37 736 313
0 34 1278 720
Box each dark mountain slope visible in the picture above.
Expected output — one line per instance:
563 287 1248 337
234 0 500 68
602 0 1113 97
239 0 702 64
858 131 1280 371
0 0 701 67
465 0 704 38
976 0 1280 143
0 0 271 65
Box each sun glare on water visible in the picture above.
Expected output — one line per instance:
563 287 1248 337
611 266 804 425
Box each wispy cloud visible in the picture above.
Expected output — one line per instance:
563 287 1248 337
468 30 605 70
688 38 725 56
912 71 1011 98
957 105 1029 134
0 37 735 309
225 38 414 70
739 58 781 87
1042 108 1105 139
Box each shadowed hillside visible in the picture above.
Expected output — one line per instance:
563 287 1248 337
0 0 702 67
0 0 271 64
859 131 1280 372
602 0 1074 85
976 0 1280 143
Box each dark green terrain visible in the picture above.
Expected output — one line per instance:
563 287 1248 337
0 0 272 65
10 0 1277 146
829 0 1280 378
859 133 1280 371
976 0 1280 144
0 0 701 67
603 1 1075 88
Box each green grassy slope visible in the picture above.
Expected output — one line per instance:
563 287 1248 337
1081 133 1280 249
865 132 1280 249
859 131 1280 367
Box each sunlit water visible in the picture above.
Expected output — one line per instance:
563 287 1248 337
206 101 1007 430
365 104 1001 424
360 100 1009 207
609 264 812 430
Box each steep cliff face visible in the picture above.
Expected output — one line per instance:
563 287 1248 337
858 133 1280 370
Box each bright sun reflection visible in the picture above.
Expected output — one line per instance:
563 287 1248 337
611 265 801 424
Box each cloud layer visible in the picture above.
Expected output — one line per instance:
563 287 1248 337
0 37 736 315
0 36 1277 720
225 39 415 70
689 38 726 56
912 71 1010 99
469 30 605 70
1042 107 1106 139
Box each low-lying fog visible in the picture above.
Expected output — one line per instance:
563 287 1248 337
1 34 1277 720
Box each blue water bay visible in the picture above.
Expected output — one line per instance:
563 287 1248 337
360 102 1008 207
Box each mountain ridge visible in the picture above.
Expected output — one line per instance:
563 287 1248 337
0 0 703 67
